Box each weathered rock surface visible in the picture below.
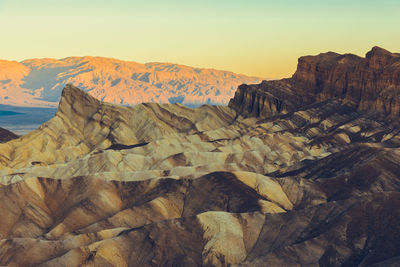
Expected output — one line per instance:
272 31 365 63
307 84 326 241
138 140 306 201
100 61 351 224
229 46 400 118
1 48 400 266
0 84 237 170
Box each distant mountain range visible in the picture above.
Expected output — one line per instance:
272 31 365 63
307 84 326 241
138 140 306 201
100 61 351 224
0 57 262 107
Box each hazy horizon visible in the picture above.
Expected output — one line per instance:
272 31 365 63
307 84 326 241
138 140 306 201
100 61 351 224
1 0 399 78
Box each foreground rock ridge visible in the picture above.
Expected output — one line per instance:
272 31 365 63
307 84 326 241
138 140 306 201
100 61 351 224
1 47 400 266
229 46 400 117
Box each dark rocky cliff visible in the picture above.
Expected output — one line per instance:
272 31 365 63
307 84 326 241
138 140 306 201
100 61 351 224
229 46 400 117
228 80 301 117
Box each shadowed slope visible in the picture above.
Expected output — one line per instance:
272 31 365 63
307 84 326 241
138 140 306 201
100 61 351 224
0 127 18 143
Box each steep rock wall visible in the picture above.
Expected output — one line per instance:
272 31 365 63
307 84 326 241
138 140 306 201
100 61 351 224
229 46 400 117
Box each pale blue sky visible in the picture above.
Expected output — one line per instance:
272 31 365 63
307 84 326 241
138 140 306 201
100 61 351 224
0 0 399 77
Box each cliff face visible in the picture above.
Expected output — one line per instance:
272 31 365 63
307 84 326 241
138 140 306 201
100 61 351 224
229 46 400 117
228 80 300 117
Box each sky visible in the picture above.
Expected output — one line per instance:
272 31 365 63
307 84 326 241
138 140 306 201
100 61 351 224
0 0 399 78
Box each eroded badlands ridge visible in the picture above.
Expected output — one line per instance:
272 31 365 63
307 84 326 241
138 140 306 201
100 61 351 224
1 48 400 266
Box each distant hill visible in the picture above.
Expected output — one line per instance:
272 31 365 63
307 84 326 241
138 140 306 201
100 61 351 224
0 127 18 142
0 110 23 116
0 57 262 107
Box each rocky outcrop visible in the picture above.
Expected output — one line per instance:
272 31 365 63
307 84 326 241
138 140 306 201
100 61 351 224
229 46 400 117
228 80 301 117
0 127 18 143
293 46 400 115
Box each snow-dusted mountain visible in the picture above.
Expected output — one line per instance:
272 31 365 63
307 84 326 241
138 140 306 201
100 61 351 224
0 56 262 107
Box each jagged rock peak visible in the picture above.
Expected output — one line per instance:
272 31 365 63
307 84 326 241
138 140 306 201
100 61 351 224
366 46 400 69
367 46 398 57
58 84 101 116
229 46 400 118
56 84 104 133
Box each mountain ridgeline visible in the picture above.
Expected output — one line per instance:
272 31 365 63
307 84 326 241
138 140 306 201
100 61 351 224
0 57 261 107
0 47 400 266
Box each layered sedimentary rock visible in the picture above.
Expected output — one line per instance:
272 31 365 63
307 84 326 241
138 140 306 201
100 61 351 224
1 48 400 266
228 80 301 117
0 84 236 170
230 46 400 117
